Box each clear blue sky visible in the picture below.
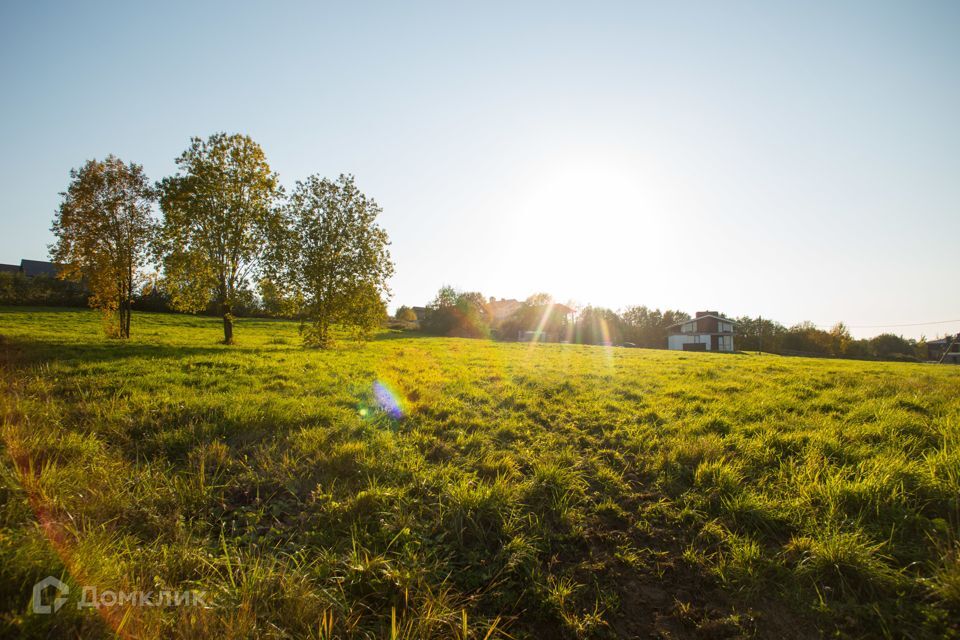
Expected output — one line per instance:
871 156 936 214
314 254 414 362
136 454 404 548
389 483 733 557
2 1 958 339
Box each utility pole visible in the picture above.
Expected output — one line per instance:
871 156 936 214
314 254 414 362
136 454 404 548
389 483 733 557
938 333 959 365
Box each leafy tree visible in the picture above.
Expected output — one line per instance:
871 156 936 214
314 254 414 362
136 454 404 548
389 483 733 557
734 316 787 353
829 322 853 356
422 286 491 338
575 306 623 345
782 322 833 355
870 333 915 359
258 277 297 318
395 305 418 322
0 271 89 308
621 306 691 347
267 174 393 348
497 293 573 341
156 133 281 343
50 156 155 338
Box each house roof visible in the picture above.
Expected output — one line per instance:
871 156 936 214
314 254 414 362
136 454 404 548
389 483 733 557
20 259 59 277
486 298 522 319
0 263 20 274
666 314 736 329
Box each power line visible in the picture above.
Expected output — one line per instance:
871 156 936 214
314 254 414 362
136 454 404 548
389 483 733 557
811 318 960 330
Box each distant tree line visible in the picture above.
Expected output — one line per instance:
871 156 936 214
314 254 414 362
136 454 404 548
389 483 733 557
416 286 692 348
733 317 928 361
0 271 89 308
40 133 394 346
413 286 931 362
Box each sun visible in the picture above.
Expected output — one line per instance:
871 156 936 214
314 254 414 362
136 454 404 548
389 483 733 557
501 150 674 303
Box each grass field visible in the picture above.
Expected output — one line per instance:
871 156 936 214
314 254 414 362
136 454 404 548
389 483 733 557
1 307 958 639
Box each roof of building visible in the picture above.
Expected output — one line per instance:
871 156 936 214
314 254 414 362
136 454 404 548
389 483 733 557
20 259 60 277
666 313 737 329
486 298 522 319
0 263 20 274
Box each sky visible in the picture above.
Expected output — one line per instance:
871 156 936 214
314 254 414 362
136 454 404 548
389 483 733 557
1 1 958 339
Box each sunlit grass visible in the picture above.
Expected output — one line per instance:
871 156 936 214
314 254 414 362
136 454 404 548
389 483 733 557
1 307 958 638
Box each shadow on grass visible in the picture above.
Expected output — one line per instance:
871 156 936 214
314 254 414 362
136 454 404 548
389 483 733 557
0 335 231 368
373 329 433 342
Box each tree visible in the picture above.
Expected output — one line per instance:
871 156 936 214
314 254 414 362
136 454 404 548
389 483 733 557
268 174 393 348
421 286 490 338
50 156 155 338
870 333 915 359
621 306 691 348
575 306 623 345
395 306 418 322
734 316 787 353
156 133 281 343
498 293 572 341
829 322 853 356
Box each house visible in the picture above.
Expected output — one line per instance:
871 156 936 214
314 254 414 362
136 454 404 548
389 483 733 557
0 263 20 275
20 259 60 277
411 306 429 322
927 335 960 364
667 311 736 352
486 297 522 323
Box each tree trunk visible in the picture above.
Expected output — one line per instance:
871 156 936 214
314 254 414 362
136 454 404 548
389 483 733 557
123 298 131 338
117 286 130 339
222 301 234 344
125 262 133 338
118 303 127 339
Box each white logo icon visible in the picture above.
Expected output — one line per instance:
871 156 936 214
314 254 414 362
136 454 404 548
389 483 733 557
32 576 69 614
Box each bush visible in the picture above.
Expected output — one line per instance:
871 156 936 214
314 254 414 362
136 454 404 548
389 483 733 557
421 287 491 338
0 273 88 307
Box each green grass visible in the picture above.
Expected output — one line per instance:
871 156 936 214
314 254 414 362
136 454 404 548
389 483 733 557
1 307 958 638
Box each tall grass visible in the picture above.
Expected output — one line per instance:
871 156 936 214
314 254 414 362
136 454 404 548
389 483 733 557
0 307 958 638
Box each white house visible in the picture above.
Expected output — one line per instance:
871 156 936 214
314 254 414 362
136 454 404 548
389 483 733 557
667 311 736 352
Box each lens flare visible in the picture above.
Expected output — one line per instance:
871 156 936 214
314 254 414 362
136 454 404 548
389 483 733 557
372 380 404 419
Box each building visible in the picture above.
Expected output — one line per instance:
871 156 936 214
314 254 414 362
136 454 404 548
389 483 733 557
667 311 736 352
19 259 60 277
486 297 522 323
927 335 960 364
0 259 60 277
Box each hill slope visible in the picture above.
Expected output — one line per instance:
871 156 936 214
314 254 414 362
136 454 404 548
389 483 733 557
1 308 958 638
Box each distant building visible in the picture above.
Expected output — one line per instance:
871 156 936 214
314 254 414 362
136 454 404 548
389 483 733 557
667 311 736 352
19 259 60 277
486 297 522 323
927 335 960 364
0 259 61 277
411 306 429 322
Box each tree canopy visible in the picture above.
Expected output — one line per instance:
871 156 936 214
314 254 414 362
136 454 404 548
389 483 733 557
266 174 393 347
156 133 281 343
50 156 155 338
421 286 491 338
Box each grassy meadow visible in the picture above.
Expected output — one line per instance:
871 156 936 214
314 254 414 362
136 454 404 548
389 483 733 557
1 307 958 639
